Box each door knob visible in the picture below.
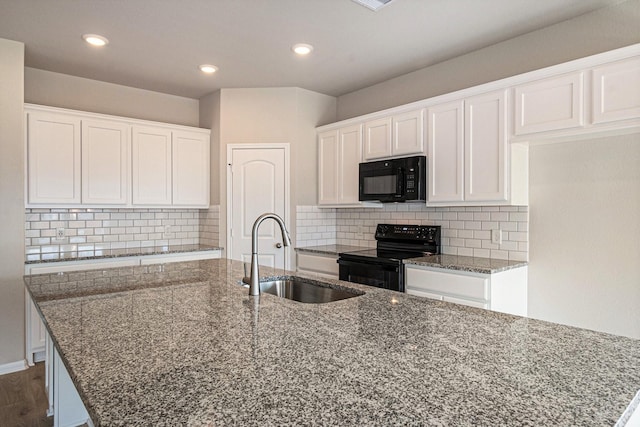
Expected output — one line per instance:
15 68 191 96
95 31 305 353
276 243 283 248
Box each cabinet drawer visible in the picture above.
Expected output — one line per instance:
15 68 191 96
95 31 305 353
297 253 339 277
405 266 489 301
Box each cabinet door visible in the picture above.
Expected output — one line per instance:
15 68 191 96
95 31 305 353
592 57 640 124
27 112 81 204
427 101 464 203
465 90 508 202
363 117 392 160
337 124 362 204
318 130 339 205
172 130 210 206
514 72 584 135
81 119 129 204
393 109 424 156
132 126 172 205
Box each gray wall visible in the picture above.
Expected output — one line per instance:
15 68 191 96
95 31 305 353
213 87 336 258
0 38 25 366
199 91 222 205
336 0 640 120
528 135 640 339
25 68 200 127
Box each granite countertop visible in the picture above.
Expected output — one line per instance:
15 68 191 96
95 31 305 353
405 254 528 274
25 259 639 426
295 244 370 255
25 244 223 264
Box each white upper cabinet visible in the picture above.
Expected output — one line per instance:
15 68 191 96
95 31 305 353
318 124 362 205
338 124 362 204
363 117 392 160
427 90 517 206
592 57 640 124
25 105 210 208
172 130 210 206
27 111 81 204
514 72 584 135
132 126 173 206
465 90 508 202
393 109 424 156
363 109 424 160
318 130 339 205
81 119 129 204
427 100 464 203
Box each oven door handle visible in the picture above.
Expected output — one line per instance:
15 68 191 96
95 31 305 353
337 258 399 272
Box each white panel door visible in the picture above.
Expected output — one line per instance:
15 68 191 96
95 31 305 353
427 100 464 203
317 130 338 205
465 90 508 202
27 112 81 204
514 72 584 135
172 130 210 206
337 124 362 204
81 119 129 204
363 117 392 160
592 57 640 124
393 109 424 156
230 146 288 269
132 126 172 205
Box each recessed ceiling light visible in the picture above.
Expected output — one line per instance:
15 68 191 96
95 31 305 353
292 43 314 56
82 34 109 47
199 64 218 74
351 0 395 11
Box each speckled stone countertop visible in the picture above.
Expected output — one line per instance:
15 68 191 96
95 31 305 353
24 244 223 264
295 244 368 255
25 259 639 426
405 254 528 274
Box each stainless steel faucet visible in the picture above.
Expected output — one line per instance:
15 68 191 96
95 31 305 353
247 213 291 296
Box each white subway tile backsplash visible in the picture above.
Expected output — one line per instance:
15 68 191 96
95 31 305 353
25 207 217 261
327 204 528 261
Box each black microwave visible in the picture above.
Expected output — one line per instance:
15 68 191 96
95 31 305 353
359 155 427 202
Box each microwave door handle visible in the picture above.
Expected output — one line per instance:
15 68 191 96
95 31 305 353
397 167 404 196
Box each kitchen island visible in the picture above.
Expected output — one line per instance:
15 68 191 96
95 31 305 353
25 258 639 426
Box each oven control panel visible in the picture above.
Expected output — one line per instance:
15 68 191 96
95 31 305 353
375 224 441 243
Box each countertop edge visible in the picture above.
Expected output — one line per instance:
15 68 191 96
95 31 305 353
25 245 224 265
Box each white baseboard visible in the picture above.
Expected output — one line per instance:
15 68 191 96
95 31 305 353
0 359 28 375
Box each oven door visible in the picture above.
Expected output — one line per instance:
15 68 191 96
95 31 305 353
338 258 403 292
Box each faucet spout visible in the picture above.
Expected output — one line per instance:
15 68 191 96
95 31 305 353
248 213 291 296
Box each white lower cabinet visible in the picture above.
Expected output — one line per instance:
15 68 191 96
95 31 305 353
405 264 527 316
25 290 46 366
296 252 339 279
50 342 91 427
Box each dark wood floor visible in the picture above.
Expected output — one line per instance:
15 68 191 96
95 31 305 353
0 363 52 427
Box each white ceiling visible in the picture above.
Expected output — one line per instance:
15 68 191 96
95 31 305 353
0 0 623 99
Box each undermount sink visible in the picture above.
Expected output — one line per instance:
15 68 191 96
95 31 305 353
241 276 363 304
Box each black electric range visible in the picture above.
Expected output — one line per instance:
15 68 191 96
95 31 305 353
338 224 441 292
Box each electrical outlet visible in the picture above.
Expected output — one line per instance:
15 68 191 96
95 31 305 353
55 227 65 240
163 225 171 238
355 225 364 239
491 229 502 245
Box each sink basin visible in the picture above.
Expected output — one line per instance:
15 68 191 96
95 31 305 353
242 276 363 304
